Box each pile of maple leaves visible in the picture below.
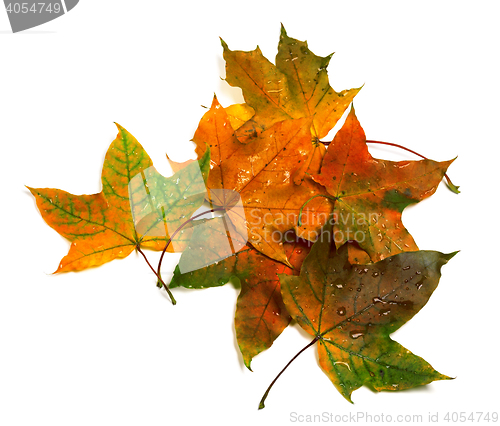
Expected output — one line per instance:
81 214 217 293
29 27 458 407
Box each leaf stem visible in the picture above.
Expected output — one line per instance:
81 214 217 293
137 247 177 305
298 194 337 227
156 207 227 299
258 335 320 410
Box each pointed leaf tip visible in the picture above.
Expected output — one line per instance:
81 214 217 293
280 23 287 37
220 37 229 50
446 251 459 261
113 122 126 134
210 95 220 108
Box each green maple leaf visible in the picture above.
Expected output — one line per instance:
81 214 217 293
259 218 456 407
221 25 361 141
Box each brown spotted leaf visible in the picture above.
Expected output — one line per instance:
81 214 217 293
278 218 456 403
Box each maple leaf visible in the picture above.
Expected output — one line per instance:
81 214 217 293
192 96 332 266
28 124 209 273
170 217 312 369
221 25 361 141
310 106 454 261
259 219 456 407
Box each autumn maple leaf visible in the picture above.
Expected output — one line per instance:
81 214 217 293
191 96 331 266
28 124 209 273
221 25 361 142
310 106 454 261
259 218 455 407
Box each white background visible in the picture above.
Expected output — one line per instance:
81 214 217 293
1 1 499 425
